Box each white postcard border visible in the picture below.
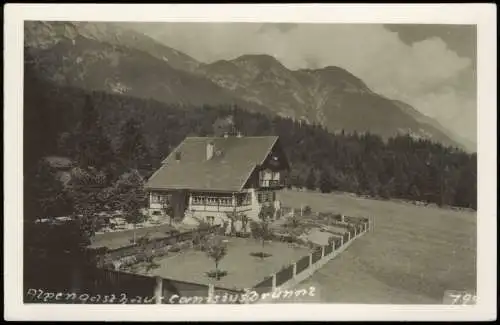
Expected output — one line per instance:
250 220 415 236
4 3 497 321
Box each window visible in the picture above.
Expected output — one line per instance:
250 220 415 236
258 191 274 203
237 193 251 206
259 170 270 181
151 194 167 204
243 193 251 205
219 196 233 207
206 197 218 206
192 196 205 205
192 193 234 206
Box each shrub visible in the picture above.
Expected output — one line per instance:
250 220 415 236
240 232 251 238
135 253 148 263
206 270 228 279
153 247 169 258
179 241 192 250
250 252 272 259
169 246 181 253
120 255 137 267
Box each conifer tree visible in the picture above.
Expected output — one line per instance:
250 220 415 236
305 169 317 191
319 169 333 193
118 117 152 171
75 94 114 171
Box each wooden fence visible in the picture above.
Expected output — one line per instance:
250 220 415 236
275 264 294 287
161 278 210 304
253 276 274 295
251 218 371 296
295 255 310 274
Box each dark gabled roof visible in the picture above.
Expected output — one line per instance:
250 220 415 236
145 136 280 192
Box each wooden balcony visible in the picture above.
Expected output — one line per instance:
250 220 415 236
259 179 284 188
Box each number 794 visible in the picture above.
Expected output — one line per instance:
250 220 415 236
447 291 477 305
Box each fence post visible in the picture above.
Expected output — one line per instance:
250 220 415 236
70 264 82 294
208 283 215 303
154 276 163 304
321 246 325 258
292 262 297 277
331 239 336 255
348 230 351 242
271 274 277 291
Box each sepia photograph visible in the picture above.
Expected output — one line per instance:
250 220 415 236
4 3 497 322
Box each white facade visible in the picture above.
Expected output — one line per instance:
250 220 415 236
148 187 280 226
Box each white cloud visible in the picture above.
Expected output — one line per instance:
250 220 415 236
133 23 477 146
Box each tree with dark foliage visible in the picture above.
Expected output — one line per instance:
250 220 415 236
75 94 115 174
24 78 478 210
319 170 333 193
118 117 152 171
115 170 149 244
24 159 72 223
250 207 275 259
204 235 228 280
305 169 317 191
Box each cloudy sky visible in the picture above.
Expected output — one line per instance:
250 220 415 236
126 23 477 147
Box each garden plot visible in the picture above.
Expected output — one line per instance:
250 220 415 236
133 236 309 290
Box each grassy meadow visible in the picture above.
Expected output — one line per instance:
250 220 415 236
278 189 477 304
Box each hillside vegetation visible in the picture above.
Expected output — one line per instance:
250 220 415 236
25 58 477 217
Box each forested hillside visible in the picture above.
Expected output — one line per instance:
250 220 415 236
24 60 477 215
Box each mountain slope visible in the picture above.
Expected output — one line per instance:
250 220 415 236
199 55 464 148
392 100 476 153
391 100 474 152
24 22 271 114
25 21 200 72
24 21 466 150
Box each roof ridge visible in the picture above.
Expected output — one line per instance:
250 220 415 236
257 136 279 166
159 140 186 165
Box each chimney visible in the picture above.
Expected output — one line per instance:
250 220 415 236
206 142 214 160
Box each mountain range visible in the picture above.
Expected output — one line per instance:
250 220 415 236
24 21 472 151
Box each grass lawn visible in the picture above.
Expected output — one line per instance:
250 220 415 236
137 237 310 290
278 189 477 304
